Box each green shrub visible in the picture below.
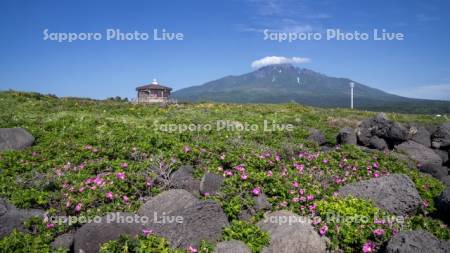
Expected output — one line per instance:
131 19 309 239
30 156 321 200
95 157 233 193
406 215 450 240
99 234 177 253
99 234 213 253
222 220 269 253
0 230 55 253
1 91 448 253
316 197 401 253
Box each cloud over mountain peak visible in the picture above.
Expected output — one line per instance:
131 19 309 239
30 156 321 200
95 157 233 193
251 56 311 69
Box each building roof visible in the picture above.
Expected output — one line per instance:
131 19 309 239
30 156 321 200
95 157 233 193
136 84 172 91
136 79 172 91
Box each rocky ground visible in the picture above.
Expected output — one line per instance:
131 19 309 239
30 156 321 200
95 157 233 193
0 91 449 253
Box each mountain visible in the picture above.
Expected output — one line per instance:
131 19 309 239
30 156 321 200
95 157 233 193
172 64 450 114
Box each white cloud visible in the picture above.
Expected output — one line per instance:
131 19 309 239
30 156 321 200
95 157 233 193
240 0 328 34
251 56 311 69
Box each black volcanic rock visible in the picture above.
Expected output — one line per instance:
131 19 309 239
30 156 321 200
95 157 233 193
0 198 45 238
395 141 443 167
369 136 388 150
432 122 450 149
338 174 422 215
405 123 431 147
73 212 143 253
0 128 35 151
384 230 450 253
337 127 357 145
437 186 450 223
307 128 326 145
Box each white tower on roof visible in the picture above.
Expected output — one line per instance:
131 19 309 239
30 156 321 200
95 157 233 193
152 78 158 85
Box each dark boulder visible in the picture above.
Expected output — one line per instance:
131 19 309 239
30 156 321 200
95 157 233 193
254 193 271 211
405 123 432 147
319 145 333 152
200 173 224 196
73 212 144 253
213 240 251 253
369 136 388 150
384 230 450 253
389 152 417 169
257 211 327 253
437 187 450 223
358 113 409 145
434 149 449 165
418 163 448 179
170 165 200 195
307 129 326 145
51 233 74 251
432 122 450 149
138 189 200 219
396 141 443 167
0 198 45 238
149 200 229 249
0 128 35 151
356 126 372 146
336 127 357 145
338 174 422 216
441 175 450 187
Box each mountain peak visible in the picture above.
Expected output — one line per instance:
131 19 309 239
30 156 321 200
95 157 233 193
256 63 297 71
173 65 414 109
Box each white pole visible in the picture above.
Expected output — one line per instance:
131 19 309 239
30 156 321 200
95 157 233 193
350 82 354 109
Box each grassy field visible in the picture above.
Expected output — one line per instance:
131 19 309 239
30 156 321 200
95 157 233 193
0 90 449 253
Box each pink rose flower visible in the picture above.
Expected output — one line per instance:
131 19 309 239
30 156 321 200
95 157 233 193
275 154 281 161
234 164 245 172
116 172 126 180
252 187 262 196
319 225 328 236
187 245 198 253
106 191 114 200
373 228 385 237
142 228 153 236
362 241 376 253
223 170 233 177
75 203 82 212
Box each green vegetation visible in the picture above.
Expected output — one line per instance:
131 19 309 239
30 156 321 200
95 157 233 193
316 197 400 252
99 235 213 253
222 221 269 253
0 90 448 252
99 235 182 253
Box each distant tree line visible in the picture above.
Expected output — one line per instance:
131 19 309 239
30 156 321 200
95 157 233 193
106 96 129 102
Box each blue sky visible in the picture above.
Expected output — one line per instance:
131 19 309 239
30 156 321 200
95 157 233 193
0 0 449 100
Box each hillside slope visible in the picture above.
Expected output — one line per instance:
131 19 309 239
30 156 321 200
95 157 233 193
173 64 450 114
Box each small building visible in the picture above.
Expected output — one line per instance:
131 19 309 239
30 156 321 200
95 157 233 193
135 79 173 103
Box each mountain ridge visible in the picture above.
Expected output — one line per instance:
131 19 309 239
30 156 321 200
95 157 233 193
172 64 450 114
